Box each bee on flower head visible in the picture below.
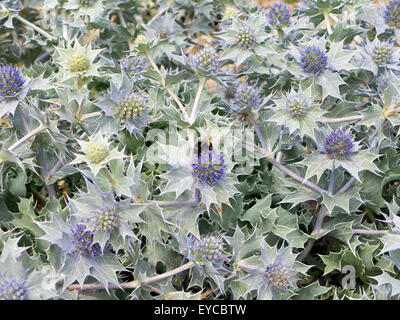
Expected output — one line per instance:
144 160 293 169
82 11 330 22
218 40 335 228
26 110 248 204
195 138 213 159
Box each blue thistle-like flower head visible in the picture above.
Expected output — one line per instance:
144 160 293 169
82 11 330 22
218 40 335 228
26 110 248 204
0 65 25 101
71 224 102 257
191 235 224 265
0 277 27 300
192 150 226 185
286 93 309 119
90 207 119 232
233 82 263 112
236 26 256 49
269 3 291 28
324 128 354 160
300 46 328 76
264 262 291 290
189 47 220 74
115 94 147 121
384 0 400 29
121 54 148 76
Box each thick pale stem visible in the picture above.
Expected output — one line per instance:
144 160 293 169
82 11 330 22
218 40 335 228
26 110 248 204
37 146 57 199
328 169 336 195
102 167 116 186
277 28 284 43
46 159 64 181
16 108 56 197
338 177 356 193
156 188 200 207
66 257 264 293
297 206 327 262
142 261 196 285
323 11 333 35
9 124 47 151
189 76 206 124
236 260 258 272
145 52 190 122
79 111 102 122
118 10 127 28
14 14 56 41
314 207 327 235
352 229 387 235
249 113 269 153
249 113 327 195
321 115 364 123
66 281 163 295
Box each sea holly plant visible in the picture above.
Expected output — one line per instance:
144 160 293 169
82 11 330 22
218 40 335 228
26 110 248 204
289 37 357 100
2 0 400 301
218 11 270 65
269 86 324 140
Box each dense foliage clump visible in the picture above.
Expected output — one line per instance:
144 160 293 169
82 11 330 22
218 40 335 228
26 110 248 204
1 0 400 301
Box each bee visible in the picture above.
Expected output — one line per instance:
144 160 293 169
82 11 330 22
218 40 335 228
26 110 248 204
1 115 11 128
195 138 213 158
57 180 69 198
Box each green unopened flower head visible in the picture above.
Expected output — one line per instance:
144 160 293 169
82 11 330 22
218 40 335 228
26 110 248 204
372 42 393 66
264 262 291 290
134 34 148 46
189 47 220 74
85 138 109 164
115 94 146 120
69 51 89 72
90 207 119 232
286 93 308 119
237 27 256 49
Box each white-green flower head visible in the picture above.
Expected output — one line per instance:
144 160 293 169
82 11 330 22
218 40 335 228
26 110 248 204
223 6 238 21
286 93 309 119
85 136 109 164
72 133 126 176
53 40 103 81
359 38 400 76
270 87 324 140
188 47 220 75
133 34 155 55
97 75 152 137
69 181 145 250
90 207 119 232
372 42 393 66
241 242 303 300
218 11 269 65
115 94 147 121
369 39 396 66
237 26 256 49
